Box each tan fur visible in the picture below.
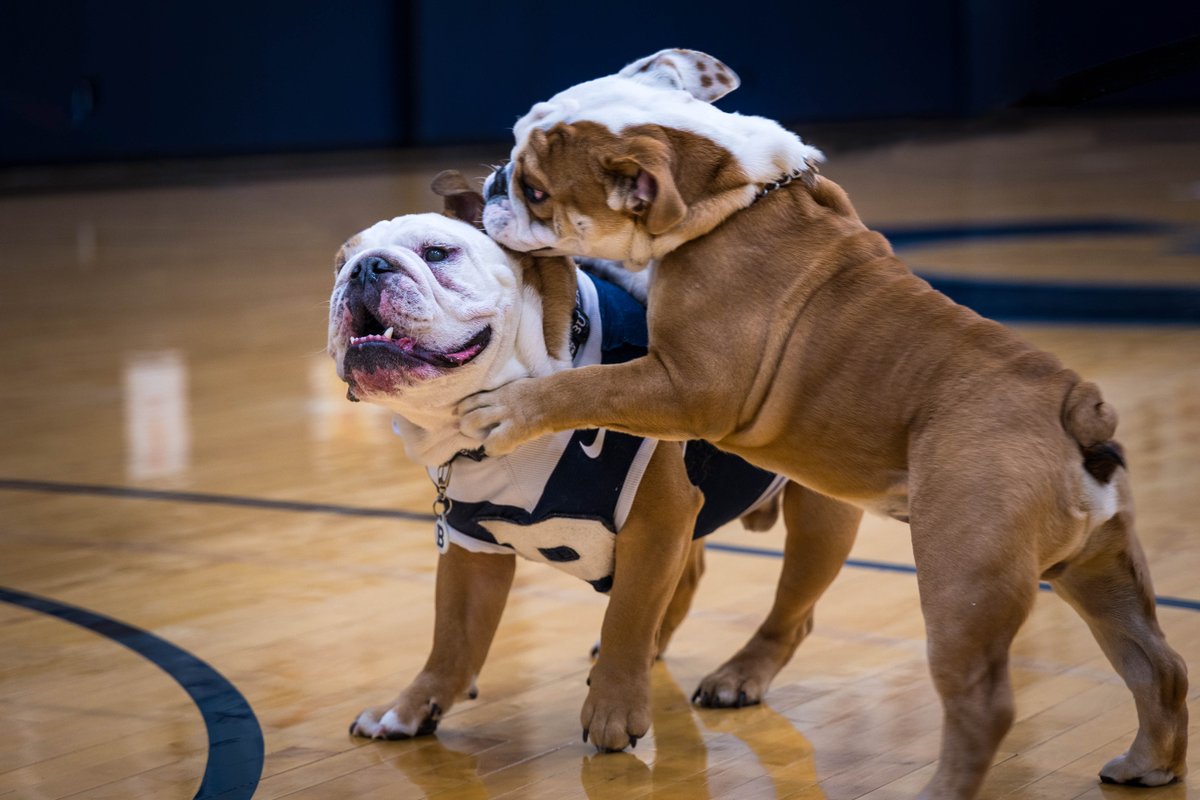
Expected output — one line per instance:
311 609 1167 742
512 122 751 265
463 147 1189 796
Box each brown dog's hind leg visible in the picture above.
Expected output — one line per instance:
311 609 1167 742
694 483 861 708
910 501 1041 800
1049 503 1188 787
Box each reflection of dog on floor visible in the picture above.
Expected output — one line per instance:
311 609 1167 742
463 48 1189 797
326 173 863 752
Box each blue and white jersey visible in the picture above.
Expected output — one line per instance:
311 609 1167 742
415 270 786 592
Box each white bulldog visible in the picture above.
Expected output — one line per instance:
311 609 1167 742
326 174 811 752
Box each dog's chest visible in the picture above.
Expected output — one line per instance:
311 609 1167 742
437 426 658 593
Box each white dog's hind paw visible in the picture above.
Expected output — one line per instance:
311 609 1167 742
1099 752 1181 787
349 702 441 740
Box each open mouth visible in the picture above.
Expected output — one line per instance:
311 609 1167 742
346 325 492 370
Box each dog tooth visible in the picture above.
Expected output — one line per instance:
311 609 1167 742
383 327 395 340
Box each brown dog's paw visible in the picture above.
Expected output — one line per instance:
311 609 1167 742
580 675 651 752
457 380 543 456
1099 752 1183 788
691 662 771 708
349 698 443 740
693 634 799 708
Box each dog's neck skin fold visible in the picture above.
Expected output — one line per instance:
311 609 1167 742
388 278 571 466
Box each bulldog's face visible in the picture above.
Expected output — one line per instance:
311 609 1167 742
327 213 516 407
482 48 823 267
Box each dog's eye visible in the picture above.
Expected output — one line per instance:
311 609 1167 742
522 180 548 204
423 246 449 263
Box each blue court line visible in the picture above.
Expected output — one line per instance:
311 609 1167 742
704 542 1200 612
0 478 431 522
880 219 1173 250
917 274 1200 324
0 586 263 800
879 218 1200 324
3 477 1197 613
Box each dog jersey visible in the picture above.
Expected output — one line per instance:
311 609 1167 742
420 270 787 592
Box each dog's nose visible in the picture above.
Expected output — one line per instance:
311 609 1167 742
486 164 510 200
350 255 397 287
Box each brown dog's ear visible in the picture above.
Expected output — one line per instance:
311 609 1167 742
604 136 686 235
431 170 485 229
617 48 740 103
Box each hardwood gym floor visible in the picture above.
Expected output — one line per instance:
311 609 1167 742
1 112 1198 799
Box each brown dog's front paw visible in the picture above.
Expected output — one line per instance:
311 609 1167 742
581 681 651 752
458 380 544 456
349 698 443 740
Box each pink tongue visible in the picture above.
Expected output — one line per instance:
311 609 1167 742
444 343 482 364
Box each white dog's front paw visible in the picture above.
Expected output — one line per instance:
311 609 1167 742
349 699 442 741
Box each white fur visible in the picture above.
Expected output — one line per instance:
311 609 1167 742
327 214 565 465
617 48 741 103
1081 467 1119 526
484 49 823 259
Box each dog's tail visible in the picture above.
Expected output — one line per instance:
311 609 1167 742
1062 379 1125 483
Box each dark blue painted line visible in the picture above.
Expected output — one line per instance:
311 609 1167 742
877 218 1200 324
704 542 1200 613
919 274 1200 324
5 477 1197 613
881 219 1172 250
0 478 432 522
0 586 263 800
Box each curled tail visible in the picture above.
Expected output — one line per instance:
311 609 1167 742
1062 379 1125 483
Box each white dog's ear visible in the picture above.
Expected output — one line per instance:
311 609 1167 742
431 170 486 229
618 48 740 103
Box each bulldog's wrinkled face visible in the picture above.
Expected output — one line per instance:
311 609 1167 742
327 213 516 405
482 48 823 267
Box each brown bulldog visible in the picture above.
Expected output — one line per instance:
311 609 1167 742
460 49 1189 798
327 174 861 752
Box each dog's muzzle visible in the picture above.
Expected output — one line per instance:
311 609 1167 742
350 254 400 288
486 163 511 201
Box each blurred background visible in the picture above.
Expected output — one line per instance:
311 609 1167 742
2 0 1198 169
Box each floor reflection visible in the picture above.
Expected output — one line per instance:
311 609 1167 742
123 349 190 481
380 662 825 799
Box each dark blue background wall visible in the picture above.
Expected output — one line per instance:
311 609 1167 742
1 0 1197 165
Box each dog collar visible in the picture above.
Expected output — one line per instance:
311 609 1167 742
568 289 590 360
752 161 820 204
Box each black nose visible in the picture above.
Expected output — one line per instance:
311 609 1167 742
486 164 510 200
349 255 396 287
